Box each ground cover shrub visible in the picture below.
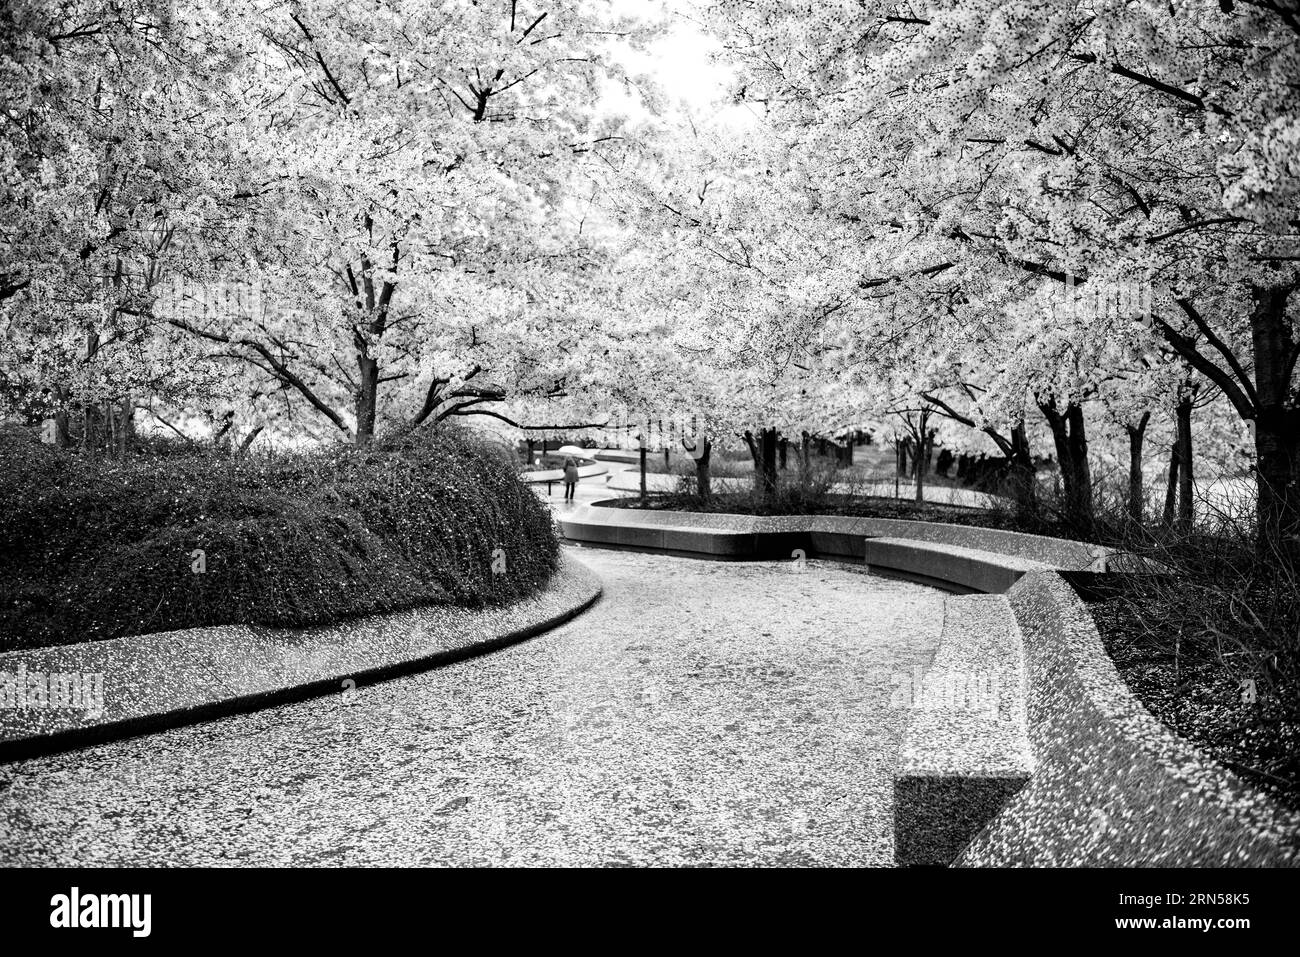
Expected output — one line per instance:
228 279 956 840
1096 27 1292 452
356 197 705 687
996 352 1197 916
0 425 559 651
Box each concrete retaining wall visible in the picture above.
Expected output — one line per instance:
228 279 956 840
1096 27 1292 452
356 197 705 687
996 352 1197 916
960 571 1300 866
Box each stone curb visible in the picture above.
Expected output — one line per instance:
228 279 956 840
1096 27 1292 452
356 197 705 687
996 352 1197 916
0 557 603 764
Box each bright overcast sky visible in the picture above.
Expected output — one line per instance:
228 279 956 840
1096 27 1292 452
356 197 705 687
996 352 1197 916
605 0 758 128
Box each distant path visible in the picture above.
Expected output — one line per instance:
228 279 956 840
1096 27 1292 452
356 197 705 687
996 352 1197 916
0 549 942 866
542 445 1000 509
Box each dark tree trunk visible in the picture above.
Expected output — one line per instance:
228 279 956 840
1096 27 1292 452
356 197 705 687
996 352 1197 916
693 437 712 501
237 425 264 456
996 424 1037 517
778 437 788 470
1249 284 1300 548
50 385 71 448
1126 412 1150 524
759 427 778 500
843 433 854 464
1175 396 1194 530
355 352 379 446
117 396 135 456
913 427 934 502
914 436 926 502
640 443 648 503
1039 397 1093 533
1162 439 1180 528
744 429 780 499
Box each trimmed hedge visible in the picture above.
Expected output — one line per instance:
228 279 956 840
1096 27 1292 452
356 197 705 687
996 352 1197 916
0 426 559 651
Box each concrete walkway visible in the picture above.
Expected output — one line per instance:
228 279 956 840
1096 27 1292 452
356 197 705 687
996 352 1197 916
0 548 943 866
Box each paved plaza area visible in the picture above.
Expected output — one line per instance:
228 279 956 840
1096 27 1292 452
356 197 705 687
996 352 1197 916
0 549 943 866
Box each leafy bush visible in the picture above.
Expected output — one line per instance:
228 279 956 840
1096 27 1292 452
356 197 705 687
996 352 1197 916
0 425 559 651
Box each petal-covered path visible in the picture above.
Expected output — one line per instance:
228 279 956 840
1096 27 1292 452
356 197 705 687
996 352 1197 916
0 549 943 866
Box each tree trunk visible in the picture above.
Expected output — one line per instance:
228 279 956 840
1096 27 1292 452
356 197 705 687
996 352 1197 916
1175 395 1194 530
116 396 135 456
778 436 788 470
914 437 926 503
759 427 778 501
355 352 379 446
237 426 264 456
1126 412 1150 524
1249 284 1300 548
843 433 853 465
639 443 647 503
1003 423 1036 518
1162 440 1179 528
694 437 712 502
1039 397 1093 533
50 385 71 448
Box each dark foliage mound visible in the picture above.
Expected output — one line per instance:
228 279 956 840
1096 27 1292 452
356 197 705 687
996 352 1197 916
0 426 559 651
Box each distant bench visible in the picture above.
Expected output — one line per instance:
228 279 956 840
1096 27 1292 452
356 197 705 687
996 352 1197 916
556 504 1102 593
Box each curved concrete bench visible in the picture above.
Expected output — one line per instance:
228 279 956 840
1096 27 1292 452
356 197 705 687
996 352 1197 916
0 556 602 762
558 503 1104 592
895 594 1033 866
962 571 1300 866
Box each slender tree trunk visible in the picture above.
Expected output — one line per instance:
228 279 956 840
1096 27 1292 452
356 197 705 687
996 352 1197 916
1005 423 1036 518
237 426 264 456
1175 396 1194 530
639 443 647 503
843 433 854 465
1126 412 1150 524
759 427 778 501
778 436 788 470
914 438 926 503
1162 440 1180 528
